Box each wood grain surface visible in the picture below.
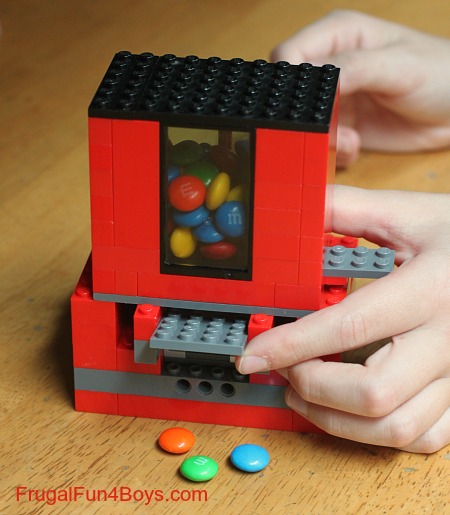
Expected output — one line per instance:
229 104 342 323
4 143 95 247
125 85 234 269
0 1 449 513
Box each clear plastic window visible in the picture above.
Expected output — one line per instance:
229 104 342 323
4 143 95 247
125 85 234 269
162 127 252 278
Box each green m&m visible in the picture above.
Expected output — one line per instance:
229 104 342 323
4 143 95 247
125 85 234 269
180 455 218 482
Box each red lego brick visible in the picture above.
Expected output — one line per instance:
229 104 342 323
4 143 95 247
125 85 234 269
253 234 300 260
255 129 305 184
72 321 117 369
89 119 113 202
250 371 288 386
92 246 159 274
298 261 323 287
324 234 358 248
137 273 276 308
71 261 120 369
302 185 326 214
275 284 322 311
112 119 160 249
89 144 113 173
321 284 348 308
254 182 302 210
303 133 329 188
134 304 163 341
117 395 294 431
292 412 323 433
115 270 138 296
253 207 301 237
89 146 113 197
90 195 114 222
88 117 112 145
299 236 324 262
247 313 275 341
253 257 298 284
71 272 117 325
92 267 115 294
300 210 326 237
91 220 114 247
75 390 118 415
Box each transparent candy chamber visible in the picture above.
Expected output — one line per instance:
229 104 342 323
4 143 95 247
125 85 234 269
162 126 252 278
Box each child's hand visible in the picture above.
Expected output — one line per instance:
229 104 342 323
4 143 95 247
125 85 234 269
272 10 450 166
236 186 450 453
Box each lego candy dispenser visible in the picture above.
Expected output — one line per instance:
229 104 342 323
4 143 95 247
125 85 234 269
71 52 394 430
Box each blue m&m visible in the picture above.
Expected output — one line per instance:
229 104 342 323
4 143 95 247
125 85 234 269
215 201 245 238
172 205 209 228
230 444 270 473
193 218 223 243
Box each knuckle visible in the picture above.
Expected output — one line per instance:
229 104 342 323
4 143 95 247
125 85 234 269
386 415 420 448
359 377 396 417
338 309 370 349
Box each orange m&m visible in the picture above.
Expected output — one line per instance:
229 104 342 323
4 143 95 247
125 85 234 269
158 427 196 454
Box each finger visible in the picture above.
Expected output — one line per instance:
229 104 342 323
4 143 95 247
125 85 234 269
284 325 450 417
271 10 397 65
237 253 440 373
270 11 417 96
332 186 450 253
286 378 450 451
399 407 450 453
336 126 360 168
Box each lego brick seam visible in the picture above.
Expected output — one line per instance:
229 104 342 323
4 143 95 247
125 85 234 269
93 292 315 318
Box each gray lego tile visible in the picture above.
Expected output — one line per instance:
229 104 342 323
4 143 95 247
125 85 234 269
150 312 247 356
322 245 395 278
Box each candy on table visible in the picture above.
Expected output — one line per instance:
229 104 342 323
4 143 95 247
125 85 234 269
180 455 219 482
158 427 196 454
230 444 270 473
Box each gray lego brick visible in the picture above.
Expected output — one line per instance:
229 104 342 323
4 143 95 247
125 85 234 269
150 312 247 356
74 368 287 408
163 358 245 383
134 340 159 364
322 245 395 278
93 293 314 318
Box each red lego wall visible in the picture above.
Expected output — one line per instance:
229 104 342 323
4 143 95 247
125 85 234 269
88 104 338 312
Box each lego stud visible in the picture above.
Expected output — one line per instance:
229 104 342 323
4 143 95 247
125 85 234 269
75 285 91 298
253 314 269 325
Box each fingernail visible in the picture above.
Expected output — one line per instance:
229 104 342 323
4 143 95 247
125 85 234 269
237 356 269 375
286 388 307 416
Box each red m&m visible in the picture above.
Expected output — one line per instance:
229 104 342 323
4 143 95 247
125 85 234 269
168 175 206 212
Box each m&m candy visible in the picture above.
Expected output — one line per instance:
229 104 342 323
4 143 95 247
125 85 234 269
230 444 270 473
180 455 219 482
215 201 245 238
168 175 206 212
206 172 230 210
158 427 196 454
170 227 196 258
171 140 204 166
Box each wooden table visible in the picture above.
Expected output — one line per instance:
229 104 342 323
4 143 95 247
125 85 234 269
1 1 449 513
